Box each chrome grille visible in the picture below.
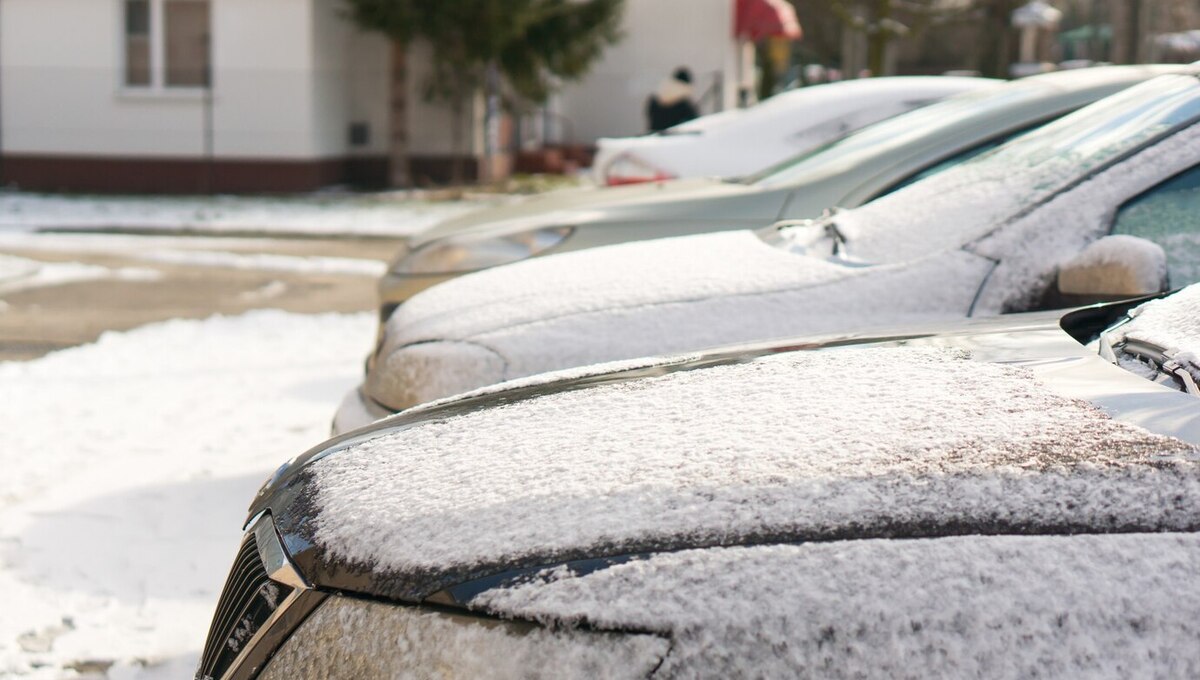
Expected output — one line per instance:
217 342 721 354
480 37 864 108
197 530 294 679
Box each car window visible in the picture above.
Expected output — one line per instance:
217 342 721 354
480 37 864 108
1111 163 1200 287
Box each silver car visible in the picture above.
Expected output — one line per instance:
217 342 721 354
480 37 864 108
377 66 1180 317
336 68 1200 428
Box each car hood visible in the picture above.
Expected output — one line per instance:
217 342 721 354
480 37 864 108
372 229 997 408
256 308 1200 603
410 178 781 246
469 533 1200 677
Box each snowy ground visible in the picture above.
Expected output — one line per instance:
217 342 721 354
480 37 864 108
0 191 484 238
0 189 484 676
0 310 374 678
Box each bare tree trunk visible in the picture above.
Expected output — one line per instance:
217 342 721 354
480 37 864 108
866 0 891 76
979 0 1015 78
450 95 465 185
389 41 410 188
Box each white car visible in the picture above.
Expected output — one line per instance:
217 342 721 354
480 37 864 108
591 76 995 186
334 69 1200 428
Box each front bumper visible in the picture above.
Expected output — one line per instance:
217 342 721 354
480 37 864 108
198 517 668 680
196 515 325 680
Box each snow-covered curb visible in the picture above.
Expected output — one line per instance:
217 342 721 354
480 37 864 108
0 191 486 238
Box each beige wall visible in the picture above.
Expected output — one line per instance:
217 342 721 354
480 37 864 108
309 1 485 160
555 0 740 142
0 0 327 159
0 0 538 169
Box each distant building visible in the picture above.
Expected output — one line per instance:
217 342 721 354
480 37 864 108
0 0 491 192
0 0 797 193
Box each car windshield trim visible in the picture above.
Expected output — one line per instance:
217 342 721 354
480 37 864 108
825 74 1200 266
745 82 1052 188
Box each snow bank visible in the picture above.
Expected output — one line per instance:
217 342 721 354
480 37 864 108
0 253 161 294
477 533 1200 678
312 346 1200 594
132 248 385 277
0 191 480 238
0 310 372 678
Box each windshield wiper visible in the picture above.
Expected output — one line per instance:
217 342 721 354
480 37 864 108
1108 336 1200 397
825 220 848 256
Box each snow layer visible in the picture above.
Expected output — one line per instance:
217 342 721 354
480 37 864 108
312 346 1200 593
260 596 667 679
0 310 373 678
476 533 1200 678
0 191 479 237
373 230 990 407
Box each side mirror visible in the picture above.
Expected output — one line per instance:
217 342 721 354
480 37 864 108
1055 235 1167 305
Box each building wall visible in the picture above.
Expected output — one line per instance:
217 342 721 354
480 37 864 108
0 0 320 160
0 0 554 191
554 0 740 142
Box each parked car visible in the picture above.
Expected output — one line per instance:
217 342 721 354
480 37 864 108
378 66 1179 320
200 285 1200 680
337 68 1200 428
591 76 994 186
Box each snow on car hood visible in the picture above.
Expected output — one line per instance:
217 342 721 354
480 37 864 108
474 533 1200 678
373 230 993 407
301 346 1200 600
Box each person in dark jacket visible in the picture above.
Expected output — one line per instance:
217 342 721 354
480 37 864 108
646 67 700 132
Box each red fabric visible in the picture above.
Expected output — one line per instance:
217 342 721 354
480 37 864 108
735 0 803 41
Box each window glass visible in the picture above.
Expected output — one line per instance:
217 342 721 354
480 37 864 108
165 1 210 87
124 0 151 86
1111 164 1200 287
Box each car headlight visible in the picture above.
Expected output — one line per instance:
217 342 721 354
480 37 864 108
394 226 574 276
258 595 668 679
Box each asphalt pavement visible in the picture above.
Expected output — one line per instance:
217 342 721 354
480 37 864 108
0 233 402 361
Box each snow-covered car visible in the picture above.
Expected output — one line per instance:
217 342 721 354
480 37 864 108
377 66 1179 320
591 75 993 186
199 286 1200 680
336 68 1200 426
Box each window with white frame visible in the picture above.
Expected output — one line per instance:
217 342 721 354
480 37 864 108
123 0 210 88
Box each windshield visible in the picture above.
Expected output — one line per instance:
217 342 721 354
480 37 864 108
824 74 1200 265
748 81 1052 188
